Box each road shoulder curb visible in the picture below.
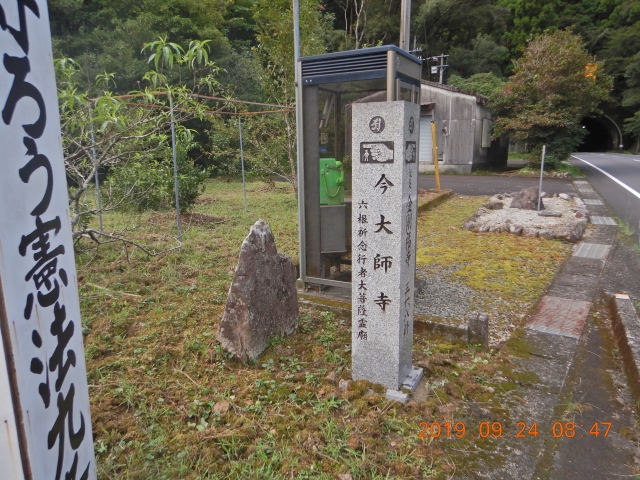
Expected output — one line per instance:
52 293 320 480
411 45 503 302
609 293 640 401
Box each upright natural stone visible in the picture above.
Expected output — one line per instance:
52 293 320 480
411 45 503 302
216 220 298 361
510 187 544 210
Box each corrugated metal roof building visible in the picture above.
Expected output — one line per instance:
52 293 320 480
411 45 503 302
419 80 508 174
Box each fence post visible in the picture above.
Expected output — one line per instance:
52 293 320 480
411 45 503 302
238 117 247 211
90 121 103 231
537 145 546 212
169 92 182 250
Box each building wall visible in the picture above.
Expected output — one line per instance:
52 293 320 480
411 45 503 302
419 83 507 173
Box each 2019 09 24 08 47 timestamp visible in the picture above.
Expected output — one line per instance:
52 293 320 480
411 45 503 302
417 421 612 439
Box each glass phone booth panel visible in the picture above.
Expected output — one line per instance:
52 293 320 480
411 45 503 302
297 45 422 291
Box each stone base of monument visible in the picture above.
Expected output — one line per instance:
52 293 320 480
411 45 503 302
384 366 424 403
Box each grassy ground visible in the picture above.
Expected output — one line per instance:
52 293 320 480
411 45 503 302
416 197 571 333
78 180 571 479
463 154 583 177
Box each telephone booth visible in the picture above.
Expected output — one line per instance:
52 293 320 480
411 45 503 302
296 45 422 290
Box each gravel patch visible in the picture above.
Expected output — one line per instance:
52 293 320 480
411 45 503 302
415 266 531 348
415 267 477 328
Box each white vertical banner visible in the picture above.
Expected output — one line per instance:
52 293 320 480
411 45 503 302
0 1 97 479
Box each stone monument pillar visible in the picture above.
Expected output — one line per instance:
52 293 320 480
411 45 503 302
351 101 423 398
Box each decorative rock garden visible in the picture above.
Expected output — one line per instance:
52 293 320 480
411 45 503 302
462 187 589 242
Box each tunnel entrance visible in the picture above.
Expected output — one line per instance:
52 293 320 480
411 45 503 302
577 116 619 152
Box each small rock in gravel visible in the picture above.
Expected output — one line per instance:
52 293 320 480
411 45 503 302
522 227 538 238
539 229 555 239
483 198 503 210
510 187 544 210
555 220 587 242
509 224 523 235
462 219 476 231
538 211 562 217
559 193 572 200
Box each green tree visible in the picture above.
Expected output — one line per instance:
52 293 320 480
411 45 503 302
448 72 506 98
50 0 233 95
448 34 510 78
592 2 640 106
623 51 640 151
498 0 560 52
414 0 510 69
56 39 218 236
622 52 640 107
624 111 640 152
492 30 612 166
248 0 337 190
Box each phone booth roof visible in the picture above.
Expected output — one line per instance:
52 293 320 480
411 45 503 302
300 45 422 92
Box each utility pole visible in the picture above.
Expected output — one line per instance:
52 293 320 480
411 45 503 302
410 35 423 58
399 0 411 51
429 53 449 84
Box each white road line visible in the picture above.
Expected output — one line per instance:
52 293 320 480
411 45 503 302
571 154 640 200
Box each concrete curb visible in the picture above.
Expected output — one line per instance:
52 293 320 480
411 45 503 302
417 189 453 214
609 294 640 401
298 297 351 318
413 315 468 342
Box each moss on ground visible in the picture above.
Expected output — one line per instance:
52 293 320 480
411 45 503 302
416 196 571 330
77 180 573 479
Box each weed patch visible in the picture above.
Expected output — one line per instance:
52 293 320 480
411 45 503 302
78 180 572 478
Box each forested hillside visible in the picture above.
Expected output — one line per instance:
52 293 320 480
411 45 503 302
50 0 640 178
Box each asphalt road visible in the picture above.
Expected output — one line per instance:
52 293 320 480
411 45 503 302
417 173 576 196
570 152 640 244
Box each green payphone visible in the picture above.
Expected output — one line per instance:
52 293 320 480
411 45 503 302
319 158 344 205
